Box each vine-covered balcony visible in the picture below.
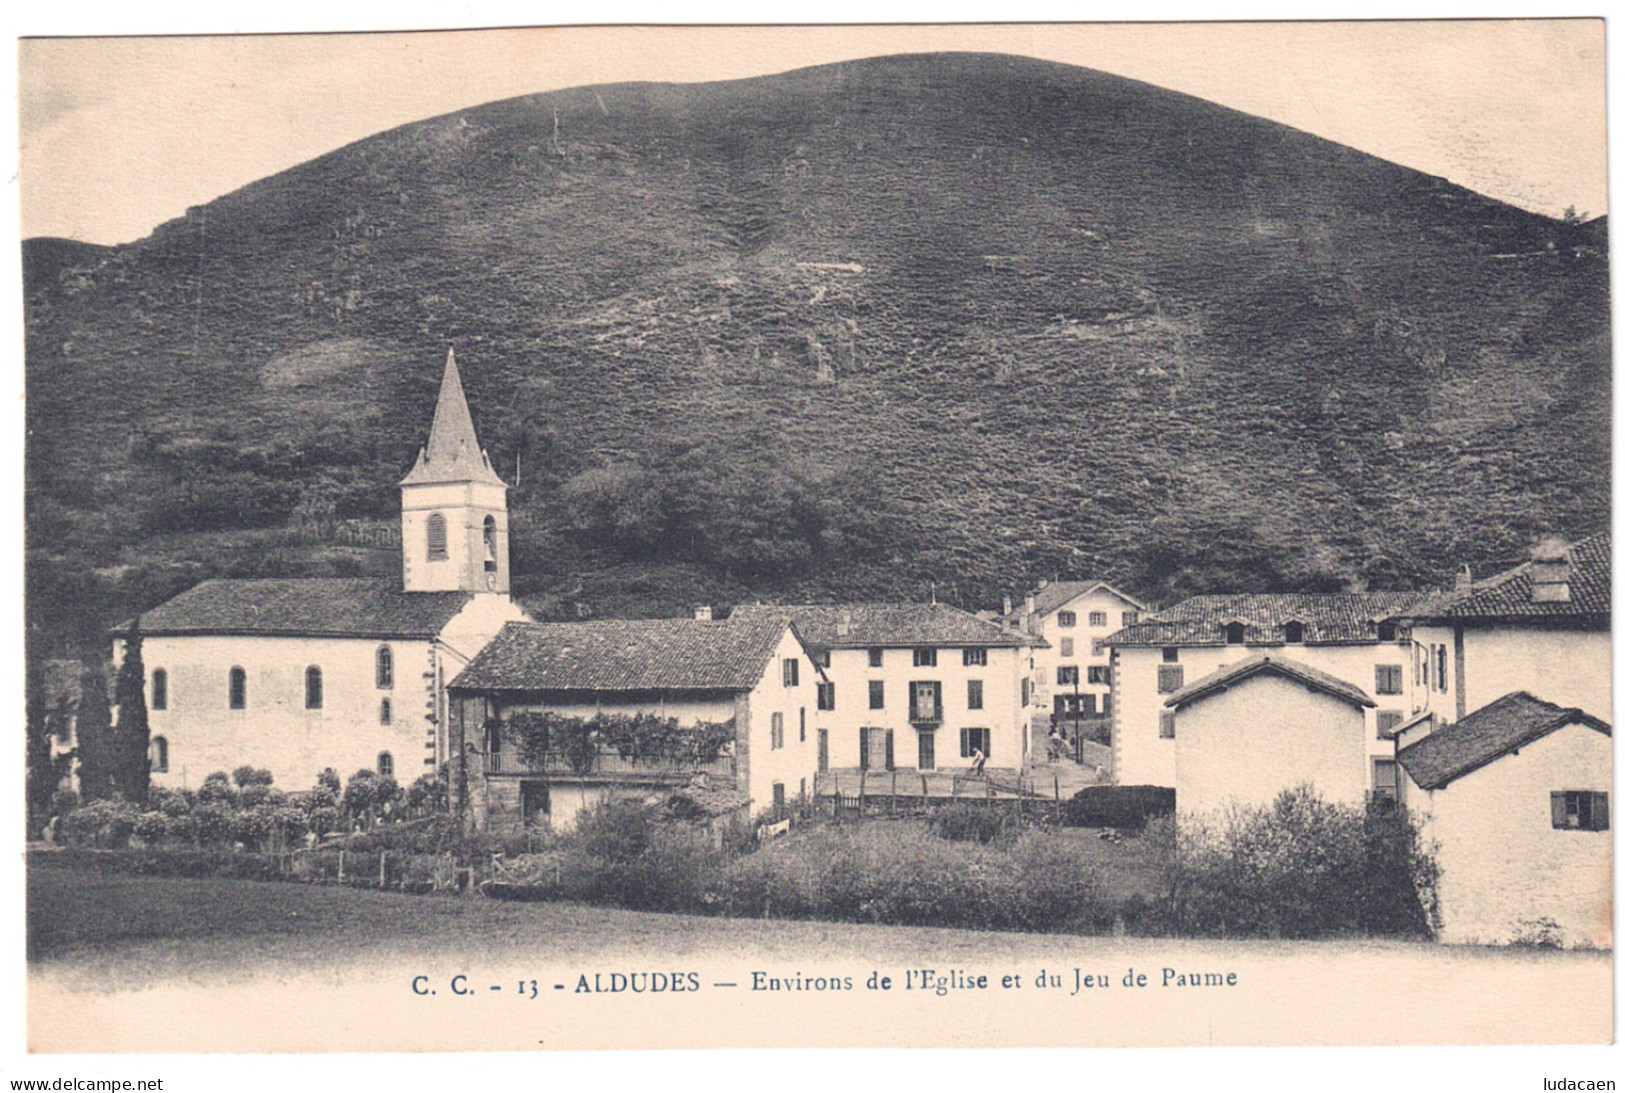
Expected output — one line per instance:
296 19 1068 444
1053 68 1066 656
480 711 738 780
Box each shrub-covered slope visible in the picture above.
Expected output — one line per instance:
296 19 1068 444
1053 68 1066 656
24 52 1609 649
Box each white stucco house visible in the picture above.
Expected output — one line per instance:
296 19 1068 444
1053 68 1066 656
1103 592 1424 788
1396 691 1612 948
111 349 530 791
1002 580 1148 738
446 615 824 830
1164 653 1375 821
730 602 1039 775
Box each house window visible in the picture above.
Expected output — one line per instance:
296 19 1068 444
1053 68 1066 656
1089 611 1108 627
1418 647 1430 688
380 698 393 725
1056 611 1076 628
1375 710 1403 737
1059 638 1074 658
1162 647 1179 662
305 666 323 710
149 735 168 773
378 752 394 778
376 645 394 689
1057 666 1079 686
1159 712 1176 739
426 513 448 561
909 681 942 723
960 727 990 759
1371 758 1402 804
967 680 983 710
229 666 247 710
1552 791 1609 831
1224 622 1246 644
1157 665 1185 694
817 681 835 711
783 658 800 687
1378 621 1398 642
483 515 498 572
150 668 167 711
868 648 884 668
1033 668 1047 685
962 648 987 667
816 650 832 668
1282 621 1304 644
771 712 784 750
1088 665 1110 685
799 708 806 743
1020 678 1031 707
913 648 937 667
1434 645 1448 693
1122 611 1139 626
869 681 885 710
1375 665 1403 695
773 782 787 811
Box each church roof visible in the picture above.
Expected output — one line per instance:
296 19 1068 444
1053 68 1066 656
112 579 474 640
451 617 809 693
399 348 507 488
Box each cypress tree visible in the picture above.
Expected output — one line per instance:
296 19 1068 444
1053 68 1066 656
25 656 54 836
112 619 151 805
76 659 114 802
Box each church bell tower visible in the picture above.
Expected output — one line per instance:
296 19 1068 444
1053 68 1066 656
400 349 510 595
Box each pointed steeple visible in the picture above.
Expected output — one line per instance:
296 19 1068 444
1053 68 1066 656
400 348 507 487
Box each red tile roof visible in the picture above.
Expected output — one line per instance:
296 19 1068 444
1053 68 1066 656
1398 691 1611 790
731 602 1034 648
1399 532 1609 624
113 579 473 639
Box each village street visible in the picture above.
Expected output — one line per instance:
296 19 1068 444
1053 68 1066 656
28 867 1610 1052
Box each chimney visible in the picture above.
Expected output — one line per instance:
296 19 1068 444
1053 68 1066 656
1025 592 1037 617
1002 595 1014 618
694 605 713 621
837 610 852 637
1529 538 1573 604
1454 565 1473 594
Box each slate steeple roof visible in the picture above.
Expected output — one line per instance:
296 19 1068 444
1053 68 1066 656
400 348 507 488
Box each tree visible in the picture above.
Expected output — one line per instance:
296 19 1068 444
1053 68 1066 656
25 656 55 836
75 660 114 802
112 618 151 804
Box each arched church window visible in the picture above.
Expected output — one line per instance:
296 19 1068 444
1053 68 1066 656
229 667 246 710
427 513 448 561
376 645 393 689
377 751 394 778
151 668 168 710
305 666 323 710
150 736 168 773
379 698 392 725
483 515 498 573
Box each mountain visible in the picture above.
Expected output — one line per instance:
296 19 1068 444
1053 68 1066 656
23 52 1609 652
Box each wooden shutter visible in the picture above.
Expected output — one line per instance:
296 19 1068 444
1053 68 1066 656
960 728 970 757
1551 791 1567 828
885 730 894 771
859 728 869 771
1595 793 1610 831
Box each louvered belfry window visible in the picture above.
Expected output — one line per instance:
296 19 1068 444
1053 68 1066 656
427 513 448 561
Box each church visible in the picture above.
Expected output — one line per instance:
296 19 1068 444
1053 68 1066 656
112 350 531 791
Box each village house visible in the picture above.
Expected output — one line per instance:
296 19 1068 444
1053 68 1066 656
445 615 824 831
730 602 1039 775
110 350 530 791
1395 692 1611 948
1163 653 1375 820
1001 580 1148 739
1103 592 1425 789
1393 532 1610 728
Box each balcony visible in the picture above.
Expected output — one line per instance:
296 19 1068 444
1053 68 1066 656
482 745 736 781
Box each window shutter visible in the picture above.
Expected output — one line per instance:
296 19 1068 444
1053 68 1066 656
1551 791 1567 828
961 728 970 757
1595 793 1610 831
885 730 894 770
859 728 869 770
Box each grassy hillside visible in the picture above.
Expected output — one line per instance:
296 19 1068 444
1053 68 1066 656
24 52 1609 652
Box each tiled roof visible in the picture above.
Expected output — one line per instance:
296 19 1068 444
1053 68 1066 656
1399 532 1609 623
1022 580 1148 620
730 602 1034 648
1398 692 1611 790
450 616 802 692
112 579 473 639
666 786 752 819
1164 653 1375 711
1104 592 1427 647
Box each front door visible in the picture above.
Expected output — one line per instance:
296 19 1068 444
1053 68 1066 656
861 728 892 771
817 729 829 772
520 781 550 826
918 731 935 770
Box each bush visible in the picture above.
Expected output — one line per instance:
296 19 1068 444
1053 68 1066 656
197 773 237 807
1063 786 1176 831
239 784 273 808
164 813 196 844
1170 786 1437 939
929 802 1016 844
192 803 233 847
59 799 139 848
133 811 168 844
233 766 274 789
570 799 656 863
49 788 79 817
308 806 343 838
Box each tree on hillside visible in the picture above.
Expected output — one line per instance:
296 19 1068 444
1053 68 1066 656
25 656 55 836
75 660 114 802
112 619 152 804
